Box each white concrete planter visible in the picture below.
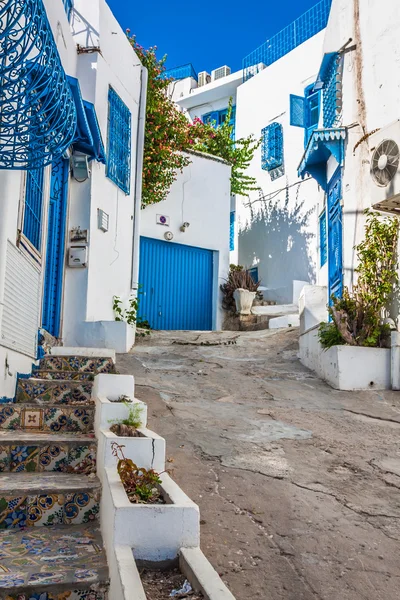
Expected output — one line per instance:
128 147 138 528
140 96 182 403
98 428 166 476
233 288 256 315
180 548 236 600
299 325 391 390
102 467 200 561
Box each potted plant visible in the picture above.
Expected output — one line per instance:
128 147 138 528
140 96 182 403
221 264 260 315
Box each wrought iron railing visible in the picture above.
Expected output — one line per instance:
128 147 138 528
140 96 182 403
62 0 74 22
0 0 77 169
243 0 332 82
162 63 198 82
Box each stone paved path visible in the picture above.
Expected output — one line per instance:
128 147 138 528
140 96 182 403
118 328 400 600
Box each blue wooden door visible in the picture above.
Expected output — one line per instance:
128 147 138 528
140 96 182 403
138 237 214 330
327 169 343 301
42 157 69 337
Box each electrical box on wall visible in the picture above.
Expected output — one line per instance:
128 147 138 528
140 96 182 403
68 246 88 268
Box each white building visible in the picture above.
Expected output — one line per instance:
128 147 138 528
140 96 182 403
0 0 145 399
139 151 232 331
166 0 332 304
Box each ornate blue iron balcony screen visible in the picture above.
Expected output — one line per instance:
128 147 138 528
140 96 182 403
162 64 197 81
106 87 131 194
23 166 45 251
323 54 342 128
62 0 74 22
0 0 77 170
261 123 284 171
243 0 332 82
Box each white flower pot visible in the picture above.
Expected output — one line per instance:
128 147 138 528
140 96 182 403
233 288 256 315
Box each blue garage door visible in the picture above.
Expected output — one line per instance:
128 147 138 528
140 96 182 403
138 237 214 330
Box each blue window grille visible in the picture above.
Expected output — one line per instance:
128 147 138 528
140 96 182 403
106 88 132 194
243 0 332 81
62 0 74 22
230 211 235 251
248 267 259 284
162 64 197 81
261 123 284 171
323 54 341 128
23 167 45 251
319 210 327 267
0 0 77 170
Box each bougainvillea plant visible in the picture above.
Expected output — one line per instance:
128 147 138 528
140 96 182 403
127 33 261 205
189 99 260 196
127 33 190 207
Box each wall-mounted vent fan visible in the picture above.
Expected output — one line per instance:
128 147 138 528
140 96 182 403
370 139 400 187
368 121 400 214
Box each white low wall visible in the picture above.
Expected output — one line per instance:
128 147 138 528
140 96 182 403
103 467 200 561
299 326 391 390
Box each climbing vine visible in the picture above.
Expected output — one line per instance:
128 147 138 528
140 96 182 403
319 210 399 348
127 34 260 204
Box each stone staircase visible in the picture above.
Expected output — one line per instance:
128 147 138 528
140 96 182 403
0 354 114 599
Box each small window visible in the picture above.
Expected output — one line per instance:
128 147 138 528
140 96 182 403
106 87 132 194
202 106 236 139
319 210 327 267
23 167 45 252
230 211 235 251
261 123 284 172
62 0 74 22
290 86 321 146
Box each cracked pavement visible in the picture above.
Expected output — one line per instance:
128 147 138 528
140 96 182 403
117 328 400 600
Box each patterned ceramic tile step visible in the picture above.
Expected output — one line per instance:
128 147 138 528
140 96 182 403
0 523 108 598
31 371 95 382
0 404 94 434
0 473 101 529
37 356 115 374
16 380 93 405
0 431 96 474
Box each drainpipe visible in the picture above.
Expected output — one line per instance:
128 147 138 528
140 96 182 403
131 65 148 292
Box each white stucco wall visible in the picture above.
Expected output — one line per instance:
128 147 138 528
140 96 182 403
314 0 400 295
235 32 325 303
63 0 143 348
139 152 232 330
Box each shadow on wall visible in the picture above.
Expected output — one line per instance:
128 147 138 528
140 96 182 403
239 184 316 304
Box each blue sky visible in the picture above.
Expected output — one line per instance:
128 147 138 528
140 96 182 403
107 0 322 74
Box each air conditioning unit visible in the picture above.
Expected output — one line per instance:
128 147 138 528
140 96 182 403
369 121 400 214
198 71 211 87
211 65 231 81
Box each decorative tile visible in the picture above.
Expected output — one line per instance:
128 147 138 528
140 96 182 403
64 492 100 525
0 570 25 587
44 407 70 433
0 497 27 530
69 408 93 433
28 570 67 585
64 446 97 474
0 406 21 431
20 407 44 430
0 446 10 472
39 444 68 472
39 355 115 374
16 380 93 405
10 446 39 473
27 494 64 527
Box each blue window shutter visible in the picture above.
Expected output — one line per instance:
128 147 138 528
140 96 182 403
290 94 306 128
230 211 235 251
261 123 284 171
319 210 327 267
23 167 45 251
106 87 132 194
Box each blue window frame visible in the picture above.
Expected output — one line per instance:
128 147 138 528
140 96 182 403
319 210 327 267
290 86 321 146
202 106 236 139
248 267 259 284
23 167 45 251
106 87 132 194
261 123 284 171
230 211 235 251
62 0 74 22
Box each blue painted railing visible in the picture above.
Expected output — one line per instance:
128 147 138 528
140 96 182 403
243 0 332 81
162 64 198 81
62 0 74 22
0 0 77 169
